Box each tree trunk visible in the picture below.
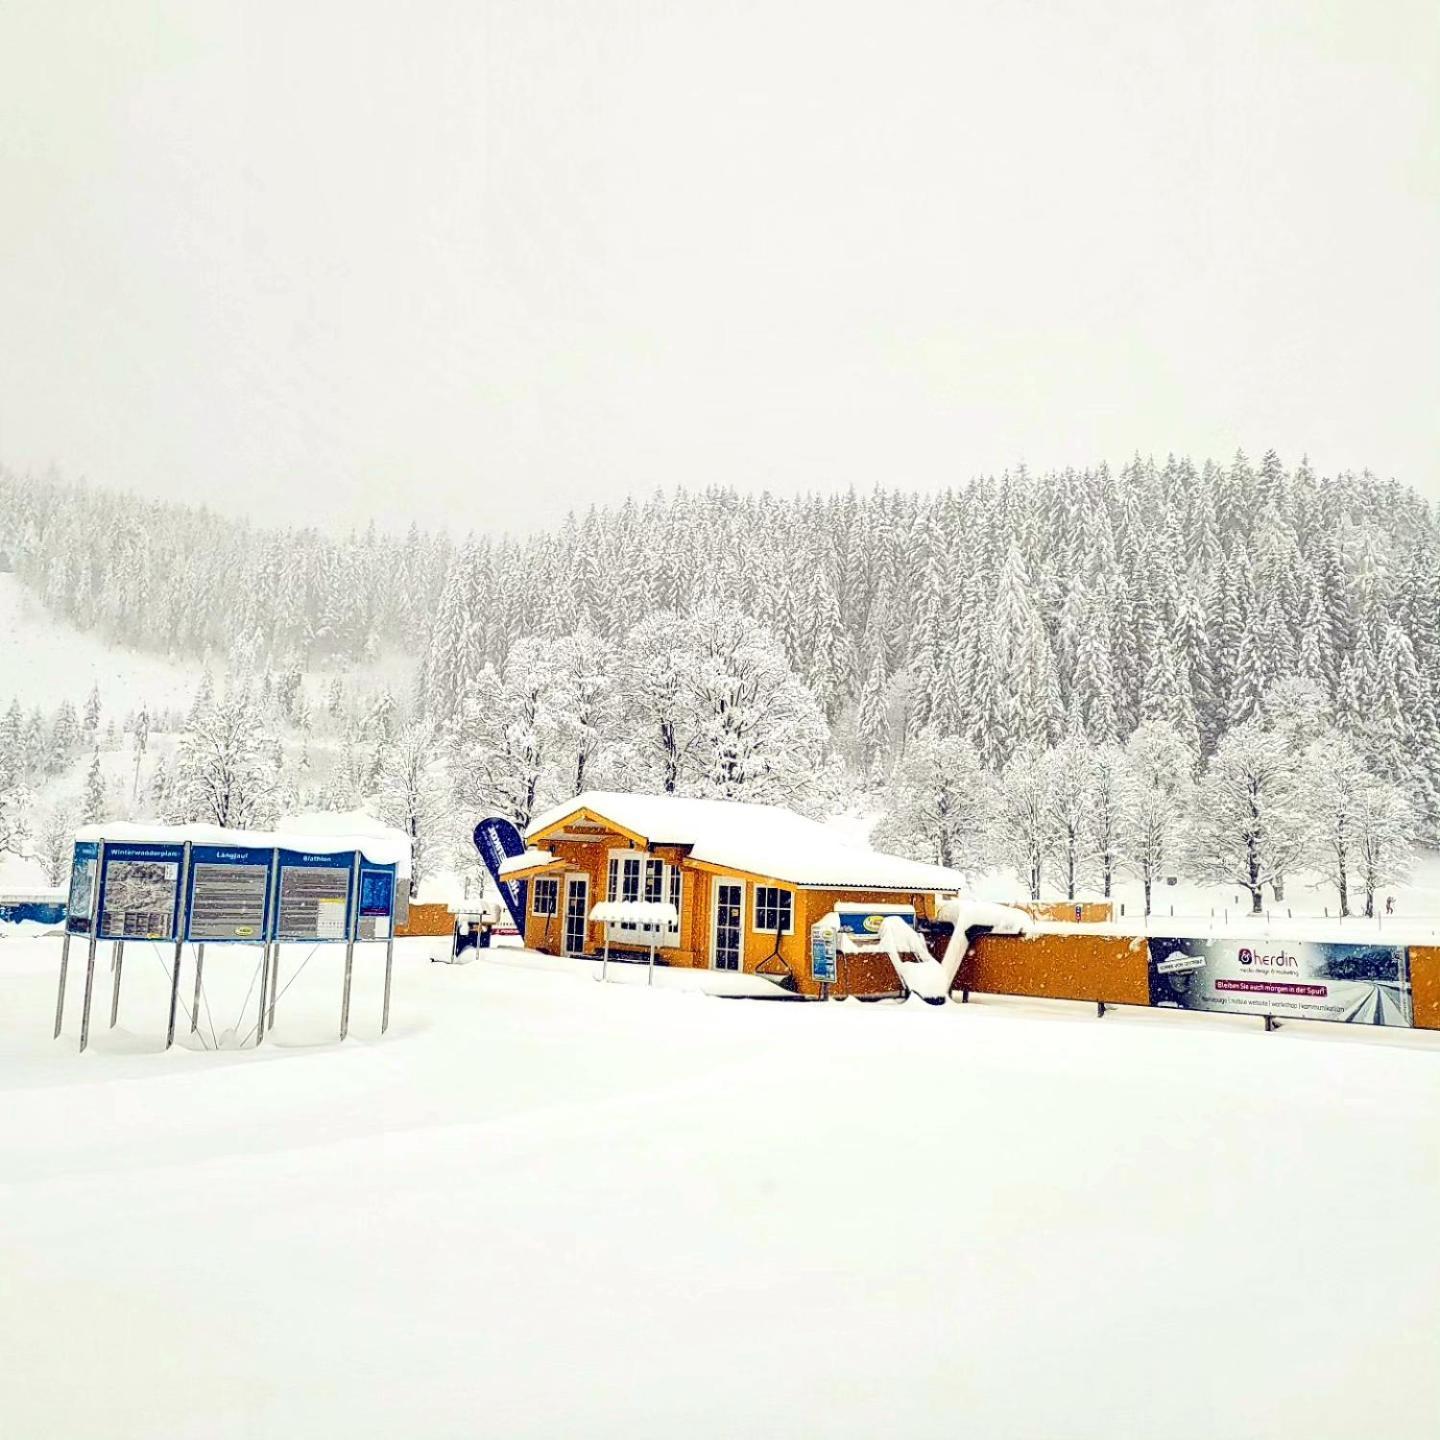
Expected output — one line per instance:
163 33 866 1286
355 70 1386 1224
1143 874 1152 916
1029 858 1041 902
1337 854 1349 918
1103 859 1112 900
1365 883 1375 919
1249 886 1263 915
1272 875 1286 902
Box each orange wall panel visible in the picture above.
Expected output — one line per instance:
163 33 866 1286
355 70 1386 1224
395 902 456 938
1408 946 1440 1031
958 931 1151 1006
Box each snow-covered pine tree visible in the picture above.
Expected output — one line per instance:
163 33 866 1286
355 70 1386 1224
81 751 106 825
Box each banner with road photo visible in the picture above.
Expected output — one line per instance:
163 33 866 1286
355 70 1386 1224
1148 937 1413 1028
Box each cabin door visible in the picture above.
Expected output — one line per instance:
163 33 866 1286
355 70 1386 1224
563 876 589 956
712 880 743 971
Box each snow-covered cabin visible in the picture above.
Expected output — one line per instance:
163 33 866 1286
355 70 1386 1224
498 791 967 996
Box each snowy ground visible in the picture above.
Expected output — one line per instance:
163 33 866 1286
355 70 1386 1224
2 932 1438 1439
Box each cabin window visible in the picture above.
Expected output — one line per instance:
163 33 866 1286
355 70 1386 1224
532 878 559 917
753 886 793 935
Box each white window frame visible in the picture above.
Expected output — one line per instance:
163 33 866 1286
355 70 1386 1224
753 884 794 936
604 847 681 946
532 877 559 917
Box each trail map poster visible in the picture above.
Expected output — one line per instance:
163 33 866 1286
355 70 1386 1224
276 851 353 942
187 846 273 942
1149 937 1413 1028
98 844 184 941
66 841 100 935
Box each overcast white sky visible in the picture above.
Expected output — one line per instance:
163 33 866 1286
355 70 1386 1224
1 1 1435 533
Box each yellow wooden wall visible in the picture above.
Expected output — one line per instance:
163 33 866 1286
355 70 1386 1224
1406 946 1440 1031
956 930 1152 1006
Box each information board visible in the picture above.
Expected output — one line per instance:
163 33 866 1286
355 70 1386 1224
66 841 100 936
1149 937 1413 1028
186 845 274 943
276 850 354 942
98 843 185 941
357 864 396 941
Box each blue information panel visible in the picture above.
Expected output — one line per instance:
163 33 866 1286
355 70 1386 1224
357 864 397 940
811 929 838 983
98 843 185 941
186 845 275 943
276 850 355 942
66 841 100 936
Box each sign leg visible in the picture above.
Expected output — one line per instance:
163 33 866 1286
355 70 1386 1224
54 932 73 1039
340 938 355 1040
109 940 126 1028
256 944 270 1046
165 941 184 1049
190 943 206 1034
79 931 100 1053
267 946 279 1029
648 942 656 987
381 935 394 1034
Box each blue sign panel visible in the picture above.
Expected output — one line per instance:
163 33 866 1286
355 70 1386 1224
276 849 356 942
98 843 185 941
473 818 528 932
357 863 397 940
66 840 100 936
185 845 275 943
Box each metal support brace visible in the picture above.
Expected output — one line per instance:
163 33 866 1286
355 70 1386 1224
340 852 361 1040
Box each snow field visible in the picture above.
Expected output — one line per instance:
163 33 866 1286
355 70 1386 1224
2 935 1438 1439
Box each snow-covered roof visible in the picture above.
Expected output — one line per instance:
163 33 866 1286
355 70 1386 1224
73 816 413 879
527 791 968 892
498 848 560 879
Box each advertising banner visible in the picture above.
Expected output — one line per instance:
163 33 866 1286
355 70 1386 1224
1149 937 1413 1027
357 864 396 941
472 818 528 934
66 841 100 935
276 850 355 942
98 843 185 941
186 845 274 943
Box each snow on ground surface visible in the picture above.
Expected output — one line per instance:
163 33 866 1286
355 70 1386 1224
2 933 1438 1439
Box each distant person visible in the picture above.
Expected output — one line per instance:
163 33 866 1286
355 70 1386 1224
1385 895 1395 916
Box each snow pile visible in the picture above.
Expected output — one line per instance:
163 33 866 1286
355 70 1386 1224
0 931 1436 1439
528 790 968 891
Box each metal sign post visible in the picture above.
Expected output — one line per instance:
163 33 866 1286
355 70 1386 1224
339 852 361 1041
108 940 126 1029
53 931 71 1040
165 843 192 1049
78 839 107 1053
191 943 206 1034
